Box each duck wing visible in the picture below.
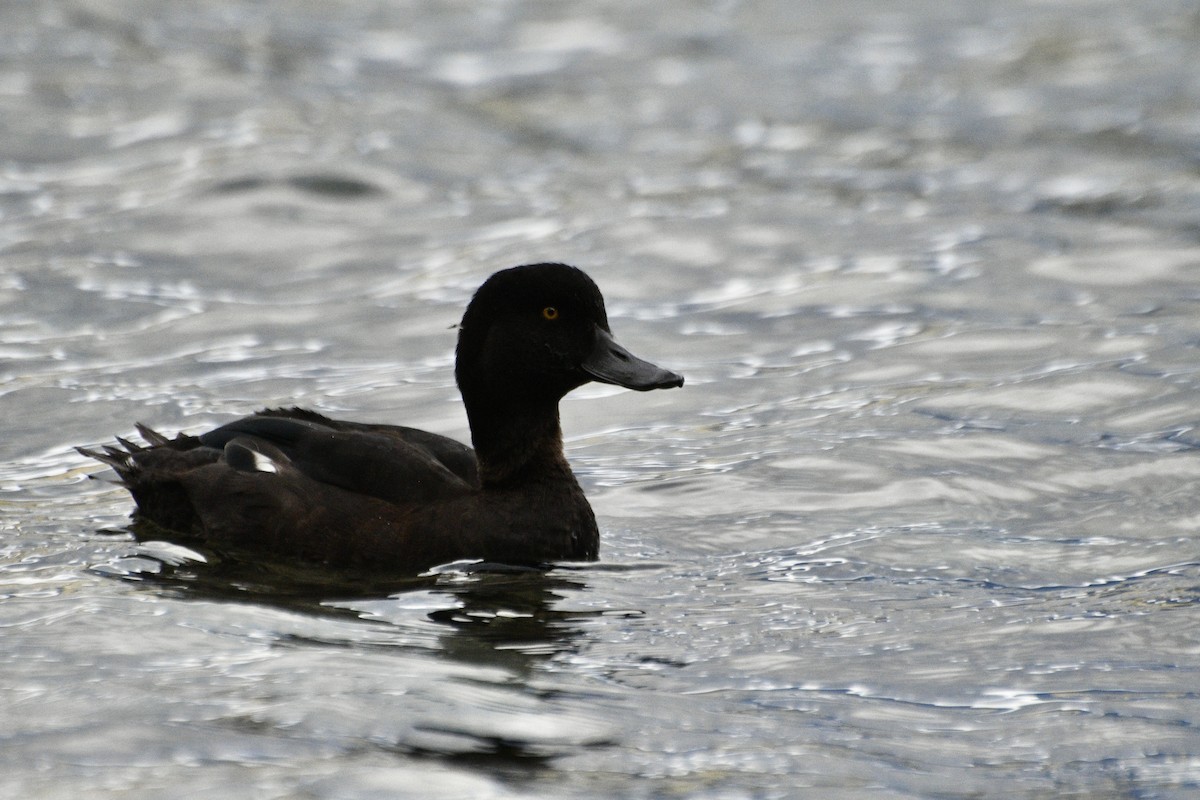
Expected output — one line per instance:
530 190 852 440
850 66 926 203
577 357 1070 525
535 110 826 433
252 407 478 485
193 408 480 505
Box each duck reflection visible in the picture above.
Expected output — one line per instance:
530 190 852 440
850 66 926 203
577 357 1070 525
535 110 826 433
98 535 594 669
421 567 591 670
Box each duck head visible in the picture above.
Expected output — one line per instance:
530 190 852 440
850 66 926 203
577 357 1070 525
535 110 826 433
455 263 683 408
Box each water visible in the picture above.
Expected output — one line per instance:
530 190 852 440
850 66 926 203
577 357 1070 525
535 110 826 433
4 0 1200 797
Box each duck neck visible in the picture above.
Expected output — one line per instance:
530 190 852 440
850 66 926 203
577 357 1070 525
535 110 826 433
463 395 574 487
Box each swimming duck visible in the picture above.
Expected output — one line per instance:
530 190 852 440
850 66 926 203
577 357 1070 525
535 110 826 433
80 263 683 573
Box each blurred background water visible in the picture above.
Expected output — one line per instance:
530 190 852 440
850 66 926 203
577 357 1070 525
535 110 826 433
3 0 1200 797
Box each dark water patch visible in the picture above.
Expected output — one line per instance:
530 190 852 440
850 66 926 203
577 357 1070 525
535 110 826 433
287 174 385 198
209 175 271 194
207 174 385 199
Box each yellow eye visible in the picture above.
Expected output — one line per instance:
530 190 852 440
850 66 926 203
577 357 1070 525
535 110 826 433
542 306 559 321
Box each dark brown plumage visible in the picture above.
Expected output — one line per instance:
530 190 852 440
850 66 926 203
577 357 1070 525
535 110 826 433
79 263 683 573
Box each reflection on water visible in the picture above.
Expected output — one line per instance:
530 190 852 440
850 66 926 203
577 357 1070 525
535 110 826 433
99 538 604 665
91 543 621 762
4 0 1200 797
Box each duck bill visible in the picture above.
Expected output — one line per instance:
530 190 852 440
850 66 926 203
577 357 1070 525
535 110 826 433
582 326 684 391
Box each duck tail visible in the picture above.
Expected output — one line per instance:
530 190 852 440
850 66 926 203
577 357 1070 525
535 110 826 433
75 443 138 477
134 423 171 447
77 426 218 536
75 424 186 484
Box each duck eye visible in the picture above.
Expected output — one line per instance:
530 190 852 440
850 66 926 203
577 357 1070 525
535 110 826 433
541 306 559 321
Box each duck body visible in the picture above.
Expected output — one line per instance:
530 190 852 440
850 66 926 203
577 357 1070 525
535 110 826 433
81 264 683 573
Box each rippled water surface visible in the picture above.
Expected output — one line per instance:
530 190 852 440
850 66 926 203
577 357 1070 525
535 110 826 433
4 1 1200 797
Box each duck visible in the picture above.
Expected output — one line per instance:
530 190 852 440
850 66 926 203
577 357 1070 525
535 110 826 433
79 263 683 573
